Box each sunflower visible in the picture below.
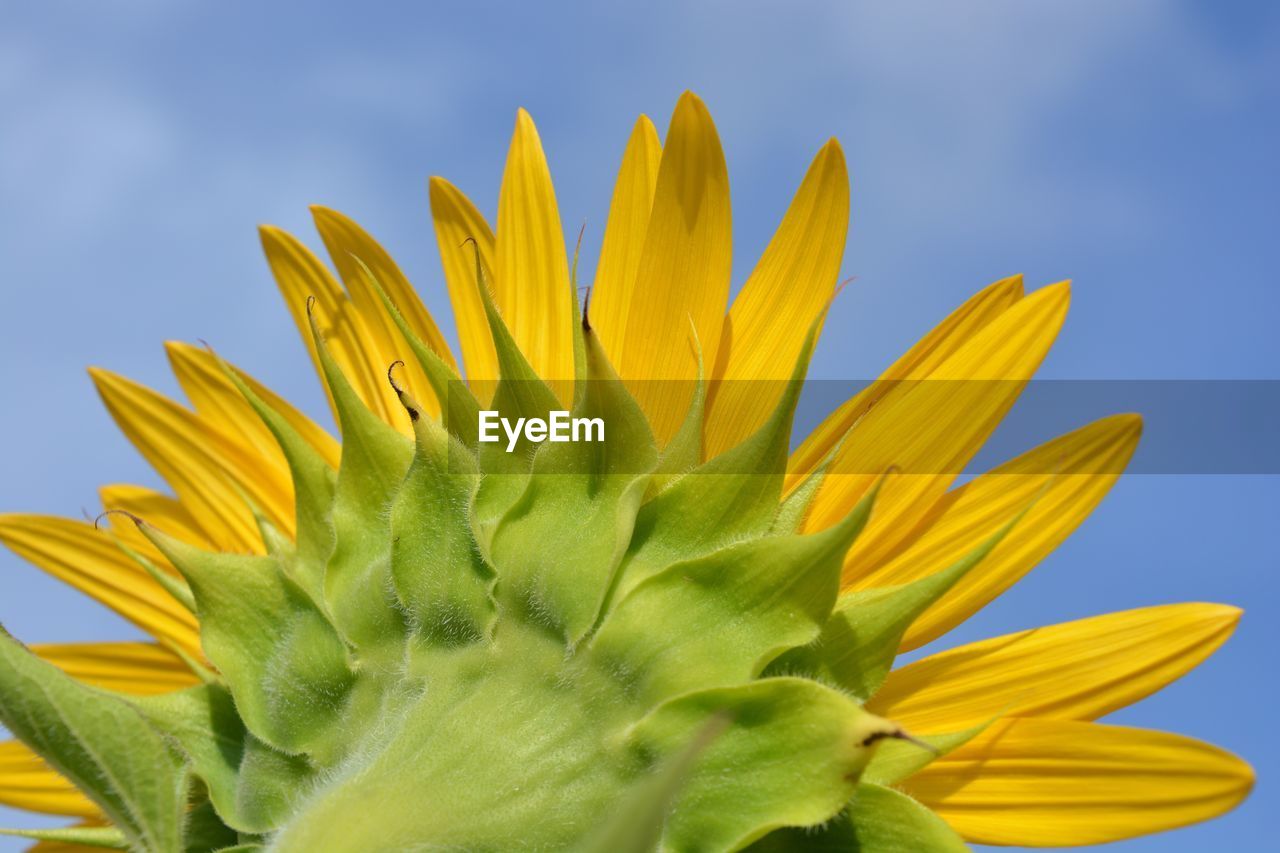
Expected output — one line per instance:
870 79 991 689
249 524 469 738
0 92 1252 852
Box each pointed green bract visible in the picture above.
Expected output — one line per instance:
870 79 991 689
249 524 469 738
132 684 247 830
0 825 128 849
774 521 1018 700
633 678 900 852
751 783 970 851
488 327 656 642
142 527 354 759
651 319 707 488
0 627 187 852
389 382 495 650
591 487 876 705
235 734 318 833
220 357 337 594
307 310 413 654
862 723 989 787
468 247 563 541
612 326 819 603
358 256 482 446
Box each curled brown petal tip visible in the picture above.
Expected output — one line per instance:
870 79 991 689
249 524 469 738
94 509 143 531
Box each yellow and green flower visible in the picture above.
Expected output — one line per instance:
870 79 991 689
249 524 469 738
0 93 1252 851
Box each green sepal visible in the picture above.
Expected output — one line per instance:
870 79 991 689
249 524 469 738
140 526 354 759
631 677 899 852
488 326 657 642
307 308 413 654
183 799 240 852
107 531 197 613
591 484 877 706
613 324 819 601
568 237 588 409
357 256 482 446
131 684 249 832
234 734 318 833
132 684 313 838
0 626 187 852
650 318 707 491
389 381 495 649
219 356 337 599
773 520 1017 700
862 722 989 786
467 245 564 540
771 429 849 535
750 783 969 852
0 825 127 849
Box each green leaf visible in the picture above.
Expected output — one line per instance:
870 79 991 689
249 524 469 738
632 677 899 853
750 783 969 852
389 382 495 650
488 326 657 642
774 521 1016 700
0 825 127 849
612 324 818 601
308 309 413 654
0 626 187 852
590 485 877 706
141 526 355 759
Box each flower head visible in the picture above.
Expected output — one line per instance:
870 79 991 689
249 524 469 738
0 92 1251 851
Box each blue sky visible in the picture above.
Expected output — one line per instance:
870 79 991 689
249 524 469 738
1 1 1277 849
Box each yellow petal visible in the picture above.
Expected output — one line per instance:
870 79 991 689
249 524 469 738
591 115 662 360
259 225 406 428
0 516 200 657
164 343 295 531
311 204 457 371
903 718 1254 846
602 91 733 443
428 176 499 394
704 139 850 458
859 413 1143 650
167 342 283 471
167 344 340 470
806 283 1071 580
871 603 1240 732
98 484 210 549
310 208 442 419
787 275 1024 487
32 642 198 696
0 741 97 818
494 109 575 400
88 369 262 553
